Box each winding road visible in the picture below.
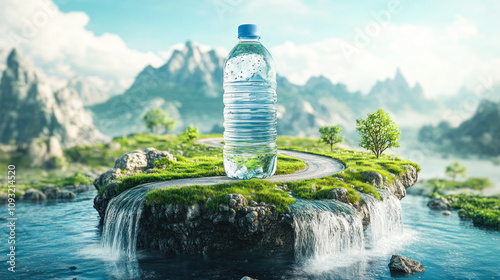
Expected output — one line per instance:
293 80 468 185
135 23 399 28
143 138 345 191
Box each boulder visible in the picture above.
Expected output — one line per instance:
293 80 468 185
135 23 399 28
145 147 176 167
241 277 256 280
114 150 148 171
42 185 60 199
226 193 248 210
443 211 452 216
27 136 64 168
40 185 76 200
388 254 425 274
93 148 180 223
23 188 47 200
57 190 77 200
362 171 383 186
330 188 350 204
62 184 93 194
93 168 124 192
427 197 452 210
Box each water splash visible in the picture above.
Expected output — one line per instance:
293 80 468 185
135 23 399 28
101 187 149 259
289 199 364 263
291 191 406 276
361 191 403 244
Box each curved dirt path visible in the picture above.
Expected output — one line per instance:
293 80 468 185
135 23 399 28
142 138 344 191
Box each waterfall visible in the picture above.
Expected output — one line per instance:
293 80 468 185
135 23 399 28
360 191 403 243
289 199 365 263
101 186 149 259
289 191 404 276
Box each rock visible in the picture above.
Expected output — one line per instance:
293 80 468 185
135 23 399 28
241 277 256 280
226 194 248 210
388 254 425 274
107 142 121 150
68 266 77 270
27 136 65 168
443 211 452 216
0 49 108 147
330 188 350 204
93 168 124 192
427 197 452 210
22 189 46 200
57 190 76 200
42 185 60 199
144 147 176 167
114 150 148 171
361 171 383 186
62 184 93 194
384 165 419 199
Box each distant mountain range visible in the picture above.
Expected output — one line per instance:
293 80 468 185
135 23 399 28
0 49 108 147
89 41 443 138
1 42 477 147
419 99 500 156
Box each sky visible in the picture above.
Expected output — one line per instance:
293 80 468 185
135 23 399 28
0 0 499 98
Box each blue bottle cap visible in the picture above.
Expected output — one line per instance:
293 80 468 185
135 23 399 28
238 24 260 39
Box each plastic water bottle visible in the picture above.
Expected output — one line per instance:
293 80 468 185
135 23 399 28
223 24 277 180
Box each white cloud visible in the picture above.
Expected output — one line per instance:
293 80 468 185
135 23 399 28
271 16 498 98
0 0 164 94
446 15 478 41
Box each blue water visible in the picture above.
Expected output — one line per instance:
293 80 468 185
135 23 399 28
223 37 277 180
1 190 499 279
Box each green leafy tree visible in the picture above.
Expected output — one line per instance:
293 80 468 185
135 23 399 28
183 125 199 142
142 109 176 134
445 162 466 181
319 126 343 152
356 109 401 158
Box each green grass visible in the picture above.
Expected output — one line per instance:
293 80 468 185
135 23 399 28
145 180 296 213
444 194 500 230
113 153 305 196
64 133 221 169
425 177 493 191
143 136 419 211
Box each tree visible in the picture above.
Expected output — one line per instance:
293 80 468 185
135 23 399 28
142 109 176 134
356 109 401 158
319 126 343 152
445 162 466 181
183 125 199 142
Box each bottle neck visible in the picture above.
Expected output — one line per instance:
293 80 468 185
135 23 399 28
238 36 260 42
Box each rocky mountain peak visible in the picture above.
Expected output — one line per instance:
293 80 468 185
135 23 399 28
0 49 108 147
3 48 38 86
131 41 224 94
305 75 333 89
67 76 109 106
393 67 406 85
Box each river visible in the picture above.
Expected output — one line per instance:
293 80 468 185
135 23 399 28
1 186 499 279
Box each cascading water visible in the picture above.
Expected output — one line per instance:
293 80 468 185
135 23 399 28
101 186 149 259
289 190 405 276
289 199 364 263
360 191 403 244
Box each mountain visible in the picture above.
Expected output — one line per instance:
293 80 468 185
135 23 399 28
90 41 441 138
90 42 225 137
67 76 110 106
366 68 432 113
0 49 108 147
419 100 500 155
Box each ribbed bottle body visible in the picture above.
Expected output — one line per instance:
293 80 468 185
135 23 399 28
223 40 277 179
